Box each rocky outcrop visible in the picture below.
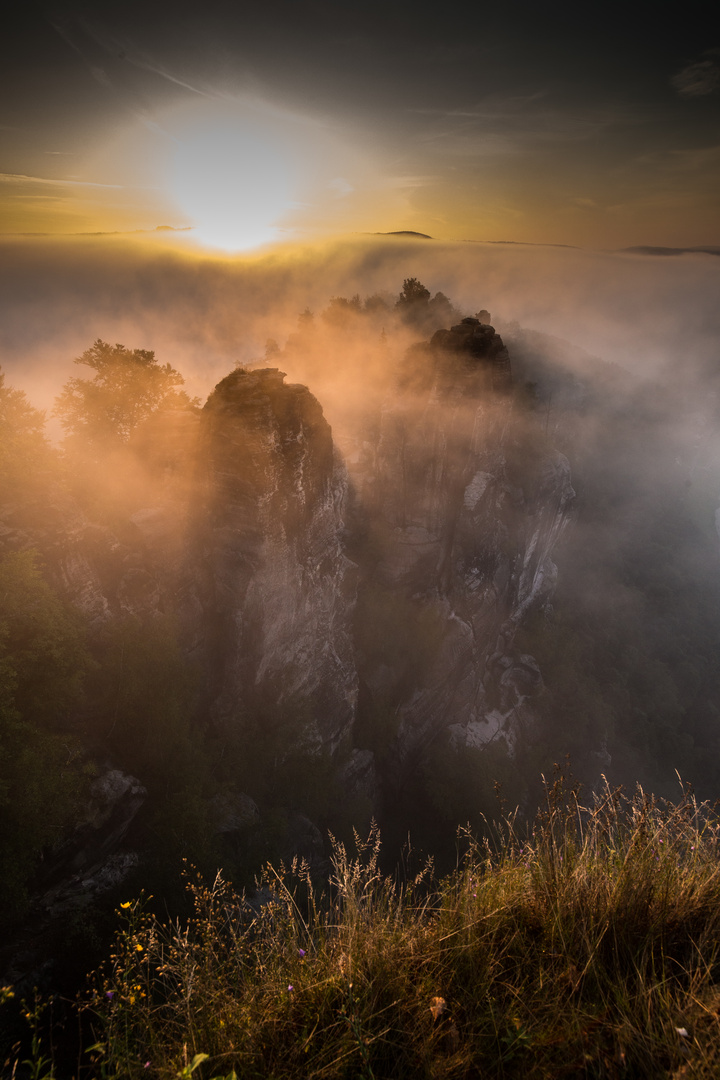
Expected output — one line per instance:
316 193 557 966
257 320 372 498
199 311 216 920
350 321 574 766
0 769 146 987
186 368 358 752
3 327 572 822
36 769 147 900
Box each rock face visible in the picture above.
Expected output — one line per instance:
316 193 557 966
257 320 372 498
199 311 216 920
6 323 572 820
349 320 574 768
187 368 358 752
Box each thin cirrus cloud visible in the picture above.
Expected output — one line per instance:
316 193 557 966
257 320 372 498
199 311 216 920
408 95 644 163
50 12 226 103
671 56 720 97
0 173 124 190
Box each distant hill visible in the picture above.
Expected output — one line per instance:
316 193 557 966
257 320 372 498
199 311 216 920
375 230 433 239
623 245 720 257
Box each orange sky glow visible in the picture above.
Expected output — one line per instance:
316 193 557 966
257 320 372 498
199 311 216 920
1 2 719 252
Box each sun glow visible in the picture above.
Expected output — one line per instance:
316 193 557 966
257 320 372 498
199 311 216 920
70 97 393 246
169 117 297 251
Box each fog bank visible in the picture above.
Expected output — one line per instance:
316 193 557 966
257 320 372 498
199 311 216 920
2 234 719 412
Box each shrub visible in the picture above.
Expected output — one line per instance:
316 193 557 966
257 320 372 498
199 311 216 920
67 776 720 1079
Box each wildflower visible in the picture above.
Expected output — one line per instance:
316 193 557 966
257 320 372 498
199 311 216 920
429 996 447 1021
298 948 306 959
135 943 144 952
120 901 132 909
288 984 294 993
144 1062 151 1069
105 991 115 999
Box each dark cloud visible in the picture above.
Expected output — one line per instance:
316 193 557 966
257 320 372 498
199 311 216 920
672 58 720 98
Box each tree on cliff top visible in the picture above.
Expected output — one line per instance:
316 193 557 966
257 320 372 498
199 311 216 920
54 339 197 452
395 278 459 332
396 277 431 309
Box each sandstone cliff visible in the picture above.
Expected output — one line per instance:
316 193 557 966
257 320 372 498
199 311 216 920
184 367 358 752
3 321 573 823
349 318 574 774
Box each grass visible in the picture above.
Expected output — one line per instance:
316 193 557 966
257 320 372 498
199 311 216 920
9 769 720 1078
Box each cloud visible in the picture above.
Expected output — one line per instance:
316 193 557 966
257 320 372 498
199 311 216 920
328 178 354 197
672 59 720 98
0 173 124 190
50 11 213 101
384 175 438 189
405 94 646 168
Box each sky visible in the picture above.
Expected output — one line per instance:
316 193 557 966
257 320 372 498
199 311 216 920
2 0 719 250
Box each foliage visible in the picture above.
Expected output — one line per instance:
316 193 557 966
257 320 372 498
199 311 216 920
0 368 57 505
420 737 519 833
0 549 90 728
0 550 90 919
88 616 197 782
84 615 219 885
394 278 459 332
17 777 720 1078
396 277 431 309
213 687 340 840
54 339 198 454
322 294 363 326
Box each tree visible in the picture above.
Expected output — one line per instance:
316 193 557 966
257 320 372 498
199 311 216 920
321 294 363 327
0 368 56 503
397 276 431 306
54 339 198 453
0 549 89 729
395 278 433 330
0 549 90 918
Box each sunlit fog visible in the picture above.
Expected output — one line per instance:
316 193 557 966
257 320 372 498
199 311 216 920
4 0 720 1068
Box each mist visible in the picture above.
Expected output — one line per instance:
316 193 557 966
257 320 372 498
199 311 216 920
5 218 720 1035
2 233 719 416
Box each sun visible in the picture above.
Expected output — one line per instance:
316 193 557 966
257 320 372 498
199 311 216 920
90 97 385 248
169 111 297 251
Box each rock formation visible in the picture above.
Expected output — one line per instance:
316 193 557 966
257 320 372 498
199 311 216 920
348 318 574 775
185 367 358 752
3 317 573 861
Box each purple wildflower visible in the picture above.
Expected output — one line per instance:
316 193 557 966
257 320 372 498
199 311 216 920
288 984 294 993
298 948 306 958
105 991 115 999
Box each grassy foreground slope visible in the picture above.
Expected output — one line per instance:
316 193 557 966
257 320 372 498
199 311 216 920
10 772 720 1079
